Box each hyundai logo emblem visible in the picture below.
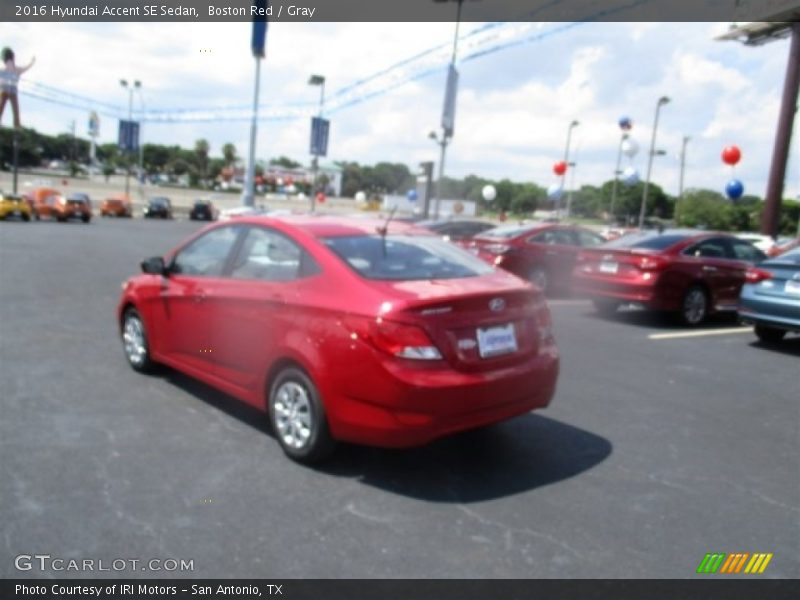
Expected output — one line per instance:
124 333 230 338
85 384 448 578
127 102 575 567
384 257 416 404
489 298 505 312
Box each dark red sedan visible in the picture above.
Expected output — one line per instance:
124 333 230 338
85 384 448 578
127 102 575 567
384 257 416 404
466 223 606 294
573 229 767 325
117 216 559 463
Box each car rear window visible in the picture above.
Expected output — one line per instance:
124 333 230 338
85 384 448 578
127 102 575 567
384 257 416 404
478 225 533 239
323 234 494 280
765 247 800 265
604 233 690 250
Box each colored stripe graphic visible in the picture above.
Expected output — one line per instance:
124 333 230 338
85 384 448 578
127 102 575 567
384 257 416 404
697 553 726 574
720 553 749 573
744 553 773 574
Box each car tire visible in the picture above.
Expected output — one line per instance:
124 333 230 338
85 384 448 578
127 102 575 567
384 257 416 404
593 298 619 316
679 285 708 326
754 324 786 344
22 213 30 222
121 308 156 373
82 215 90 223
268 367 335 464
529 266 549 294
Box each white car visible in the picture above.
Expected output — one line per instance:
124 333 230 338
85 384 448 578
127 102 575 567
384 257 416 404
736 233 775 253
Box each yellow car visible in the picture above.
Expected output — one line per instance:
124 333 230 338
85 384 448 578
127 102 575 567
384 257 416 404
0 193 32 221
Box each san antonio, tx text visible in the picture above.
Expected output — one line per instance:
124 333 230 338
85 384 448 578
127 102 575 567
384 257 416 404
16 584 280 596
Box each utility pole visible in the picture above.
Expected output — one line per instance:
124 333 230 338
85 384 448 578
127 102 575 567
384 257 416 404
676 135 690 224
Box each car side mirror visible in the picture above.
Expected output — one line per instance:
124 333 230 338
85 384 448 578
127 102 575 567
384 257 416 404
141 256 168 276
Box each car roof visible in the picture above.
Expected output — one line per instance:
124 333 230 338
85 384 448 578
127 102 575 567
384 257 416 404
234 215 432 238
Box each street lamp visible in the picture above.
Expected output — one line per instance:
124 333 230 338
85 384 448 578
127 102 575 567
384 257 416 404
120 78 141 199
430 0 466 220
639 95 670 229
560 119 579 218
609 132 630 221
308 74 326 212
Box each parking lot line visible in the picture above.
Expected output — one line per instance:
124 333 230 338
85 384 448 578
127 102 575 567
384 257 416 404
648 327 753 340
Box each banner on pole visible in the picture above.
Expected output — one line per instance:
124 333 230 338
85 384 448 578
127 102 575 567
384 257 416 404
310 117 330 157
252 1 269 58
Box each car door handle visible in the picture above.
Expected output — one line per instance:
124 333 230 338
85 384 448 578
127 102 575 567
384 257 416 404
703 265 718 272
267 293 285 304
193 291 207 303
546 250 558 255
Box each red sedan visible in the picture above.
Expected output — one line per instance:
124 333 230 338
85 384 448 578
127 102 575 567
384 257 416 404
573 230 767 325
466 223 606 294
117 216 559 463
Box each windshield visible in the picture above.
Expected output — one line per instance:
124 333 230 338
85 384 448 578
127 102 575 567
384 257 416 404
323 234 494 280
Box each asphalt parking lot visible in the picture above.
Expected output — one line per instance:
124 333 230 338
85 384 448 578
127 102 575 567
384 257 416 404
1 218 798 579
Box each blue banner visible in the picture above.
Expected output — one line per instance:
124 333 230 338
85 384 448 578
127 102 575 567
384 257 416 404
117 120 139 152
310 117 330 157
252 1 269 58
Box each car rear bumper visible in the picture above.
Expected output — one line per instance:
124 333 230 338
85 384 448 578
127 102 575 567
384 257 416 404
573 274 665 306
739 295 800 332
327 347 559 448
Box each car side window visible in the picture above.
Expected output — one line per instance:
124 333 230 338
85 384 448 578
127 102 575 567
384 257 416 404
577 230 605 247
684 239 729 259
172 226 242 277
230 227 318 282
730 240 767 263
529 230 568 245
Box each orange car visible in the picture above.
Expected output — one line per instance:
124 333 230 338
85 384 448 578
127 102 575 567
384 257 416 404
29 187 91 223
100 196 133 218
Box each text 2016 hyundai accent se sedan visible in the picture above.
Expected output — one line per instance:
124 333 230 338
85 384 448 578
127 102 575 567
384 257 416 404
117 217 559 463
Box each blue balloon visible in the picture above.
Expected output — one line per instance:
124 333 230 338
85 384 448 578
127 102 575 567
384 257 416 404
618 116 633 131
726 179 744 200
406 189 418 202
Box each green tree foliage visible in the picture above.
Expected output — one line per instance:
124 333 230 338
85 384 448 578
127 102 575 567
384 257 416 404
269 155 301 169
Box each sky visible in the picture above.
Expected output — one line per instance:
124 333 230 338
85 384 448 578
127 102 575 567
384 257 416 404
1 20 797 198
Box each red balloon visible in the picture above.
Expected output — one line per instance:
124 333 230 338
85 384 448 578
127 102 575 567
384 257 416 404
553 161 567 176
722 145 741 166
316 192 326 204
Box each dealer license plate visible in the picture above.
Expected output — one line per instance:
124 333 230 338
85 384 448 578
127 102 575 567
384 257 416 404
599 261 618 274
476 323 518 358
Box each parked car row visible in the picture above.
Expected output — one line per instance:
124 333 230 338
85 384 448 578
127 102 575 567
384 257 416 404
421 220 798 337
1 187 223 223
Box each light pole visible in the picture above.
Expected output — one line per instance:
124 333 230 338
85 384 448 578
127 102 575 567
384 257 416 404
431 0 465 220
639 96 670 229
120 79 140 199
566 161 577 218
609 132 629 221
308 74 325 212
560 120 579 218
136 85 146 185
676 135 690 224
429 130 449 218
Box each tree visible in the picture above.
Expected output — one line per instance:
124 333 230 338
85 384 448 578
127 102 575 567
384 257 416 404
195 139 210 179
222 143 237 167
269 155 301 169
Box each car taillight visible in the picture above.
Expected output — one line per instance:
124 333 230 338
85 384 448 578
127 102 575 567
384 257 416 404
745 268 773 283
371 319 442 360
638 255 668 271
484 243 510 255
535 304 555 344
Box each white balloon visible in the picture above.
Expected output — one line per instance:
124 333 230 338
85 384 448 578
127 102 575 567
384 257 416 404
547 183 563 200
355 191 367 202
621 138 639 158
482 184 497 202
622 166 640 186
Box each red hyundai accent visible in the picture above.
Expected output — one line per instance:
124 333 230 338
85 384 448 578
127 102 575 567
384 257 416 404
117 216 559 463
573 229 767 325
465 223 606 294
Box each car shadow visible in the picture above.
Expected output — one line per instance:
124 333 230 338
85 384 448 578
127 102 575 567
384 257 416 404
748 336 800 357
316 414 612 503
158 372 612 503
585 305 743 331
